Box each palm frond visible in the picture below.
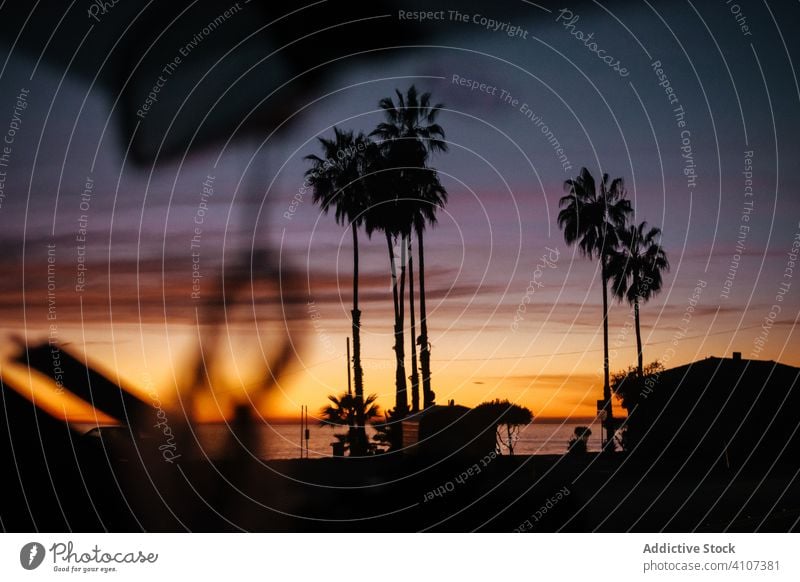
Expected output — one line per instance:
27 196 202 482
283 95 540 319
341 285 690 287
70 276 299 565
607 220 670 305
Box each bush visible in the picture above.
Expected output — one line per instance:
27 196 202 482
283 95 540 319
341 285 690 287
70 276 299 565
567 426 592 454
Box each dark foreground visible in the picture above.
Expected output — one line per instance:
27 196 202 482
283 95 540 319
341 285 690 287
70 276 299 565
3 447 797 532
5 348 797 531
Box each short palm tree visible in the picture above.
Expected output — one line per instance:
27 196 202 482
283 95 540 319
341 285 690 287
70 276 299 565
558 168 632 449
319 392 380 455
305 127 371 453
371 86 447 413
608 221 669 376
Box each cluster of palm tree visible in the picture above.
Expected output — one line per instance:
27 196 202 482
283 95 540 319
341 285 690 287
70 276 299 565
306 86 448 454
558 168 669 451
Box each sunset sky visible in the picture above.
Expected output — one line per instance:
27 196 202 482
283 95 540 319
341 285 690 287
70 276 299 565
0 1 798 424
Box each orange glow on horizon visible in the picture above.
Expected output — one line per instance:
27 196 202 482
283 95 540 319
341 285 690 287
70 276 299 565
2 308 797 425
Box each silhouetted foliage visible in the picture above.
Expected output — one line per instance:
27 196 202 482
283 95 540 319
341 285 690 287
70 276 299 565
371 408 401 452
306 127 373 454
558 167 632 449
567 426 592 454
370 85 448 414
611 361 664 452
319 392 380 456
608 221 670 376
473 399 534 455
611 360 665 411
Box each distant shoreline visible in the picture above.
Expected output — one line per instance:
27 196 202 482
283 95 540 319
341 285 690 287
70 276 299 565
193 416 614 425
73 416 616 429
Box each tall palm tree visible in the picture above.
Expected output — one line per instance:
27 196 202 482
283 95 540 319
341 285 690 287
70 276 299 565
371 86 447 412
558 168 632 449
608 221 669 376
305 127 371 454
406 234 419 412
409 169 447 410
366 169 447 418
364 146 410 416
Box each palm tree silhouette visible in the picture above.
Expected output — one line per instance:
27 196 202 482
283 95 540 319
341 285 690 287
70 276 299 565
371 86 447 413
406 233 420 412
408 169 447 410
558 168 632 450
364 150 410 417
319 392 381 455
608 221 669 376
403 171 447 412
305 127 371 454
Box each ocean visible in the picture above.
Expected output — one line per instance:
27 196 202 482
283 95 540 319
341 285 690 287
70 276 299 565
191 420 604 459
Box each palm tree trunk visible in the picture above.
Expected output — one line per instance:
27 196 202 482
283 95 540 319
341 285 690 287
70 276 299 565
418 228 434 408
601 262 614 451
399 235 408 414
634 287 643 378
386 232 408 416
351 226 366 455
407 236 420 413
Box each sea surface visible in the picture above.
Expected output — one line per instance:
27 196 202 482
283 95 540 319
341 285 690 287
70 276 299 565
190 420 604 459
